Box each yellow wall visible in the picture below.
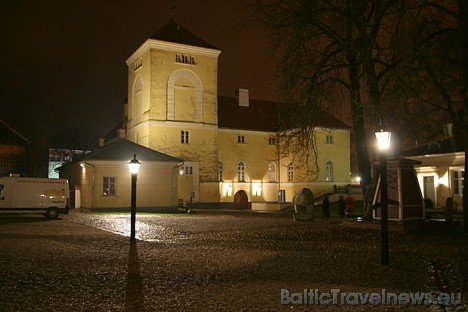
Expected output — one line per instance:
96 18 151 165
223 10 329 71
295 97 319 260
125 39 351 206
64 161 179 209
217 128 351 203
127 40 220 186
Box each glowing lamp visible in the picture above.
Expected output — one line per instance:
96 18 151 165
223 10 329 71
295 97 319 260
375 129 392 150
128 155 141 175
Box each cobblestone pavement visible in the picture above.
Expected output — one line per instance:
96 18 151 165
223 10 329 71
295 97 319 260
0 209 467 311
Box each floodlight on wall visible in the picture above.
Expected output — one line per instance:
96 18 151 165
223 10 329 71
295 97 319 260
222 182 232 197
253 182 262 196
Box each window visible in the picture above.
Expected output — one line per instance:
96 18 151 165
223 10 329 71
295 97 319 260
103 177 116 196
181 166 193 175
181 130 190 144
237 162 245 182
326 161 334 182
452 170 464 195
288 163 294 182
237 135 245 144
134 58 142 71
326 135 333 144
268 162 276 182
218 161 223 181
268 136 276 145
176 53 196 65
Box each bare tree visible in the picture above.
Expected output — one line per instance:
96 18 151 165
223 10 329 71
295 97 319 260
460 0 468 228
49 124 97 173
246 0 420 218
391 0 467 227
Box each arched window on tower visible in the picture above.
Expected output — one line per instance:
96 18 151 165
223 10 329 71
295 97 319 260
133 76 144 124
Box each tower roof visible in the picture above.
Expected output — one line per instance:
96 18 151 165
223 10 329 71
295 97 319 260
150 19 218 50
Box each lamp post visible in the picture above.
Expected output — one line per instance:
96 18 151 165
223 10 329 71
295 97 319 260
375 128 391 266
128 154 141 241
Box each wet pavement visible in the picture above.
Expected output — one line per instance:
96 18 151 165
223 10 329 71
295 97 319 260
0 209 467 311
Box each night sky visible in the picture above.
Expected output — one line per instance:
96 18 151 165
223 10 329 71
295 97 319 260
0 0 280 141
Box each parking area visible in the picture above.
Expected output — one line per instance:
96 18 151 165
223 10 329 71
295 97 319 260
0 210 466 311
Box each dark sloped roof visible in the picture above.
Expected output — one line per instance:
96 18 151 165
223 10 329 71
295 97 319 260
400 138 463 157
217 96 351 132
0 117 30 145
218 96 280 132
151 19 218 50
76 139 182 163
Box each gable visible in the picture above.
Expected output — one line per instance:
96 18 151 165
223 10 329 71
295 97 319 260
150 18 218 50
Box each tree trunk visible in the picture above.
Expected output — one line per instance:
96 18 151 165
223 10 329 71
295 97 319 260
460 0 468 228
347 47 373 219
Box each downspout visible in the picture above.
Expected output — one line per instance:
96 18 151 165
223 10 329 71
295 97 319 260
277 132 281 203
174 162 184 207
84 161 96 210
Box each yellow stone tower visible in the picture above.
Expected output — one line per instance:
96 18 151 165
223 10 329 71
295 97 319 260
125 19 221 203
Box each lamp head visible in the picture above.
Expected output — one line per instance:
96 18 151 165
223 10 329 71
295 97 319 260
375 129 392 150
128 154 141 174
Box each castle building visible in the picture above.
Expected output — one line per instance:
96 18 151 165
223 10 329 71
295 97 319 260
0 117 30 177
124 19 351 210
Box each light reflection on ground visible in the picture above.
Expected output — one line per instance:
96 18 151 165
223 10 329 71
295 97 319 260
69 213 191 242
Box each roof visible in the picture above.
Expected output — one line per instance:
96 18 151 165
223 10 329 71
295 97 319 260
218 96 280 132
0 117 30 145
150 19 218 50
70 139 182 163
217 96 351 132
400 138 463 157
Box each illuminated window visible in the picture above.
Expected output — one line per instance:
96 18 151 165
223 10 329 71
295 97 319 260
103 177 116 196
326 161 334 182
288 163 294 182
181 130 190 144
176 53 196 65
134 58 142 71
180 166 193 175
237 162 245 182
452 170 464 195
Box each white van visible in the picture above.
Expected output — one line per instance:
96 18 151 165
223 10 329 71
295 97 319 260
0 177 70 219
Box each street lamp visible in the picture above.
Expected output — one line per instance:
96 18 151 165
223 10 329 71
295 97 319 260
128 154 141 241
375 128 391 266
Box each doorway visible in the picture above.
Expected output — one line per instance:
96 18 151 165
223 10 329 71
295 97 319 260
234 190 249 210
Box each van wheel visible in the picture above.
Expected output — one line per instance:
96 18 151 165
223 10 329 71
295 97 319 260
45 208 59 219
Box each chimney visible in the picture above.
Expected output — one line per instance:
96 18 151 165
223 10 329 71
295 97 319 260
444 123 453 138
98 138 105 147
236 88 249 107
123 98 128 126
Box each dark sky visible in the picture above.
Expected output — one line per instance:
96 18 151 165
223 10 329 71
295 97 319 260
0 0 280 140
